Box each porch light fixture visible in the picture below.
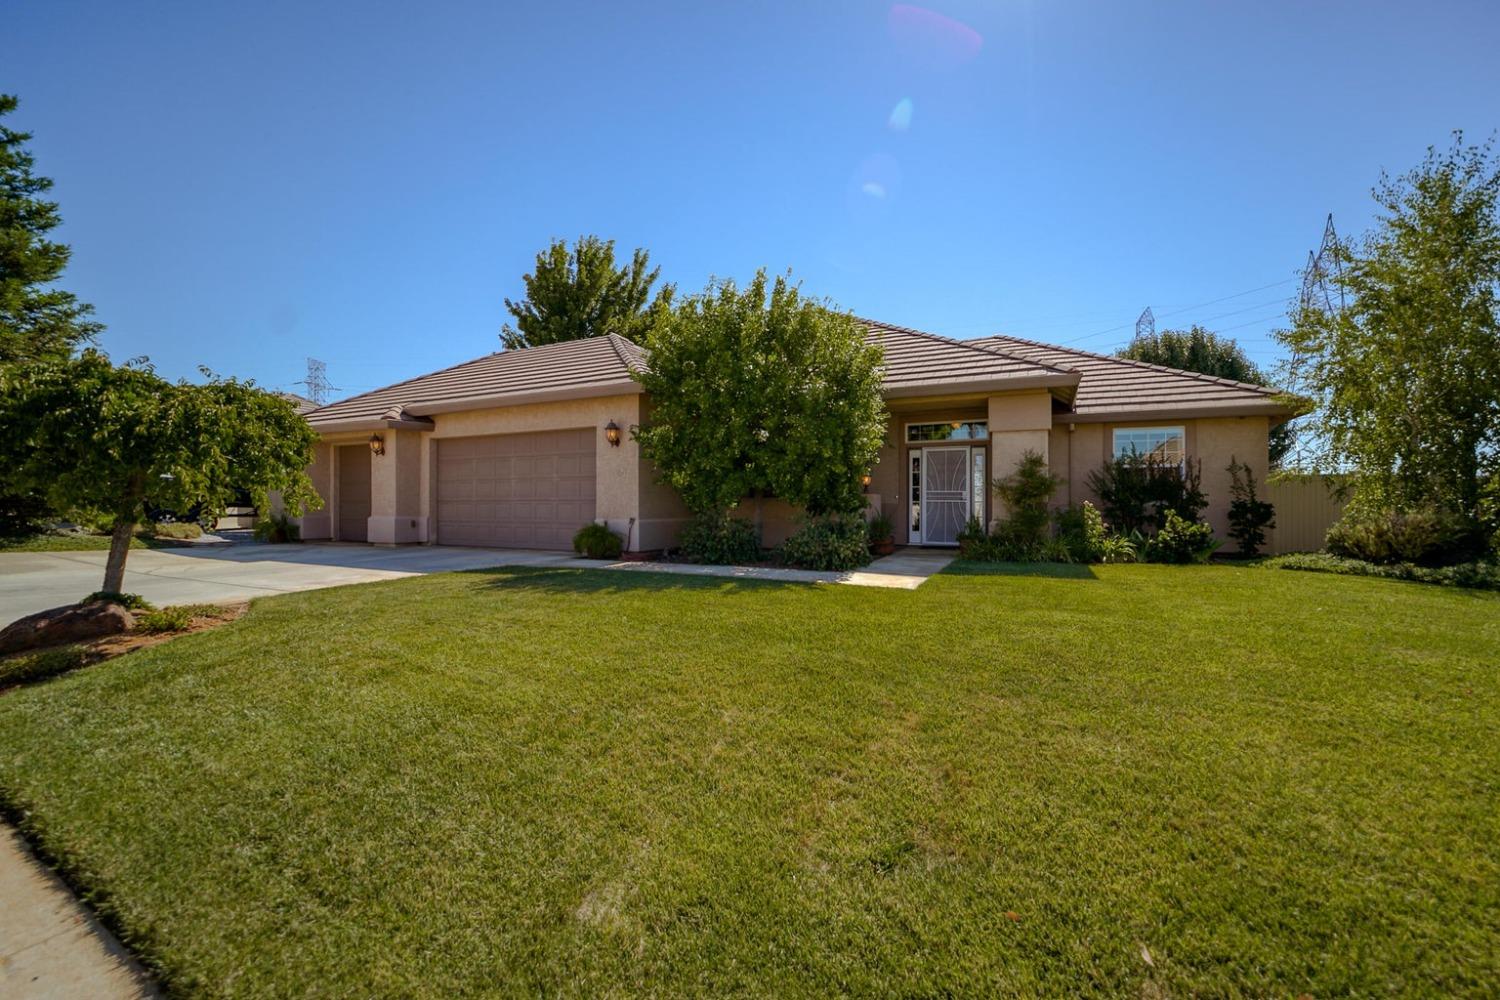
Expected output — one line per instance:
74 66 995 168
604 420 622 447
368 433 385 456
861 473 872 491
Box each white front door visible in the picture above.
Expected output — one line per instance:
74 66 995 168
917 446 971 545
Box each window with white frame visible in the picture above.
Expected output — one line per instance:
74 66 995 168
907 420 988 443
1112 426 1185 464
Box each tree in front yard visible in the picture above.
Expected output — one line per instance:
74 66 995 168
0 351 321 595
1118 325 1294 467
1277 133 1500 548
0 94 102 365
501 235 674 350
634 270 886 522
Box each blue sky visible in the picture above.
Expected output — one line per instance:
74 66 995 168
8 1 1497 400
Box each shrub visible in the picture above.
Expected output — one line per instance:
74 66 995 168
84 591 154 611
1325 505 1479 566
150 521 203 540
0 490 52 540
572 522 624 560
677 510 760 565
0 645 90 687
1226 458 1276 556
779 513 872 571
1088 455 1206 534
1267 552 1500 591
1055 501 1136 564
992 450 1061 552
1140 511 1219 564
135 605 196 634
253 512 300 543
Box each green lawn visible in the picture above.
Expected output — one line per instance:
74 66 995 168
1 564 1496 996
0 533 162 552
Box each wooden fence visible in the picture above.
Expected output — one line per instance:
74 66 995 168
1265 474 1347 554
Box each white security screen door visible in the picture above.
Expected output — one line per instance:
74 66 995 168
920 447 971 545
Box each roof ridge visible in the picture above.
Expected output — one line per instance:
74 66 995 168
854 316 1080 378
973 333 1280 396
605 332 646 373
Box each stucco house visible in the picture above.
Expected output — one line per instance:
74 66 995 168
297 319 1294 552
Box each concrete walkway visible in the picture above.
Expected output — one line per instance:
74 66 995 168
602 548 954 589
0 826 155 999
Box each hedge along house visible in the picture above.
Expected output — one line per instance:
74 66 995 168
298 320 1296 552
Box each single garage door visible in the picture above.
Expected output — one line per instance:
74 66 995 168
337 444 371 542
436 429 596 549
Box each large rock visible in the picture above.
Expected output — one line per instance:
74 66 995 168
0 602 135 656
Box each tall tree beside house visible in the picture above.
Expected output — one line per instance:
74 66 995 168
1118 325 1295 467
0 351 321 595
501 236 673 350
1276 133 1500 545
634 270 886 520
0 94 102 365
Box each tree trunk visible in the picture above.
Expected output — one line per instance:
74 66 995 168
100 475 145 596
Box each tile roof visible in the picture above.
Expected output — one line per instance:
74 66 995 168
859 319 1079 398
304 333 643 428
969 334 1289 420
303 323 1290 431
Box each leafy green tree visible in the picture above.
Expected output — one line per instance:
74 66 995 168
1119 325 1294 466
501 236 673 349
0 351 321 595
1277 134 1500 531
634 270 886 520
0 94 102 364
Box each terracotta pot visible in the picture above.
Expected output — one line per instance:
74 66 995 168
871 539 896 556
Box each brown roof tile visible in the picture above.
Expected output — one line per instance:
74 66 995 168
304 334 642 428
969 334 1289 420
859 319 1079 398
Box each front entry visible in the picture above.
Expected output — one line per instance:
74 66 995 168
910 445 985 546
336 444 372 542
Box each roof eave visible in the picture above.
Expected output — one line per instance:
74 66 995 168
881 372 1080 401
1064 399 1296 423
305 414 437 434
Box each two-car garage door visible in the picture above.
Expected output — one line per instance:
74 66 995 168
435 429 596 550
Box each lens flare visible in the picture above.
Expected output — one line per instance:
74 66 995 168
887 98 914 131
888 4 983 65
861 181 888 199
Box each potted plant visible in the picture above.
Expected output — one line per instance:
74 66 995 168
867 512 896 556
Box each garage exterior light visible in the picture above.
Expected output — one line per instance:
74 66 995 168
604 420 621 447
368 433 385 456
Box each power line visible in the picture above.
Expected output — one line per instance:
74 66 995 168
1052 276 1298 347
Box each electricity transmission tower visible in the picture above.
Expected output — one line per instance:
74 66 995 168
297 358 335 405
1299 214 1345 315
1135 306 1155 340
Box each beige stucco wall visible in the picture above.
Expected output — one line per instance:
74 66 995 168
987 391 1053 524
1051 416 1271 539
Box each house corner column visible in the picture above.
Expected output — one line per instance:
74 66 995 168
987 391 1053 524
368 429 425 545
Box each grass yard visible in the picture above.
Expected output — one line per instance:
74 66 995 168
0 564 1496 996
0 533 164 552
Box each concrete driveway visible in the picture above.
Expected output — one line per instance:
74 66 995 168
0 543 578 623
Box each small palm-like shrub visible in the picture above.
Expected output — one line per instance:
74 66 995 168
780 514 871 571
572 522 624 560
678 511 760 565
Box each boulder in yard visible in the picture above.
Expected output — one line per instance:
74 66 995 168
0 601 136 656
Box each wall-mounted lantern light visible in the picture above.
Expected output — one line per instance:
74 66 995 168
368 433 386 456
861 473 872 491
604 420 622 447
